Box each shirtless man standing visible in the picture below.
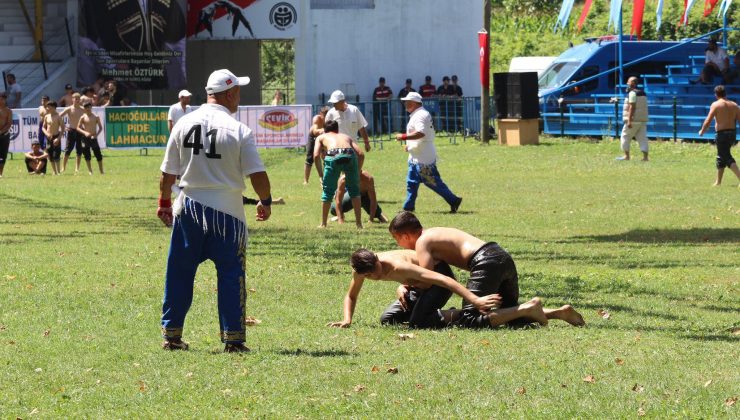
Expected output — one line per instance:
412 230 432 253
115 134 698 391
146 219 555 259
304 106 328 185
0 93 11 178
388 211 585 328
60 93 85 173
77 100 104 175
42 101 63 175
37 96 49 149
328 249 503 328
314 120 364 228
699 85 740 186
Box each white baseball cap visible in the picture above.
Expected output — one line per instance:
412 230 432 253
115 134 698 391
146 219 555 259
178 89 192 98
205 69 250 95
328 90 346 104
400 92 423 103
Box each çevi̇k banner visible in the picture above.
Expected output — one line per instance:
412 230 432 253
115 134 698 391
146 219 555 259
77 0 187 90
238 105 311 148
187 0 300 40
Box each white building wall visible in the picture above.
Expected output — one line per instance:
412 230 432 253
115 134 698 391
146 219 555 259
295 0 482 104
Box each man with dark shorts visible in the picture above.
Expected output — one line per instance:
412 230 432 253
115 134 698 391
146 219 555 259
699 85 740 186
37 96 49 149
0 92 13 178
304 106 328 185
59 93 84 173
314 120 364 228
328 248 500 329
42 101 63 175
0 93 12 178
330 170 388 223
388 211 586 329
25 140 48 175
77 100 104 175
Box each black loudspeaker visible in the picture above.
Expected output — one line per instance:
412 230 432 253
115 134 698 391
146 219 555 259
493 72 540 119
493 73 509 119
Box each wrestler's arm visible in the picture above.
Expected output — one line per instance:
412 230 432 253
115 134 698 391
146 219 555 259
1 111 12 133
95 117 102 137
397 263 501 312
328 272 365 328
42 116 52 138
366 175 377 220
335 176 346 221
76 117 89 137
699 103 717 135
313 134 323 162
351 139 364 170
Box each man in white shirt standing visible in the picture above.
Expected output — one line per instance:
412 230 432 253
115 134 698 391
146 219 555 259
157 69 272 353
325 90 371 152
395 92 462 213
617 77 649 161
167 89 192 131
4 73 22 109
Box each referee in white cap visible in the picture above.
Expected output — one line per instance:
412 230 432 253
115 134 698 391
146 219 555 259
157 69 272 353
325 90 372 152
167 89 193 132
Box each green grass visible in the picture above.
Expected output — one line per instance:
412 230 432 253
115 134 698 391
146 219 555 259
0 137 738 418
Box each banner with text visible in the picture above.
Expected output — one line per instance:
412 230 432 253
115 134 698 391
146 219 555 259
8 108 107 154
77 0 187 89
105 107 170 148
238 105 311 148
187 0 300 40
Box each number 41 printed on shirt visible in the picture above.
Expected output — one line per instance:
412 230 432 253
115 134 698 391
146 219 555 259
183 125 221 159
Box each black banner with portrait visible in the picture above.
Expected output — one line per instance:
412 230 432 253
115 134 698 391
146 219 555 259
77 0 187 90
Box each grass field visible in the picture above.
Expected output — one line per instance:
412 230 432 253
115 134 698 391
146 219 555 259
0 136 738 418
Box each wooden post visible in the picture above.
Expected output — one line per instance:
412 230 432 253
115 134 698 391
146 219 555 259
481 0 491 144
19 0 44 60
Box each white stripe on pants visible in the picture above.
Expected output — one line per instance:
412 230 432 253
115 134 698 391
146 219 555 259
620 121 648 152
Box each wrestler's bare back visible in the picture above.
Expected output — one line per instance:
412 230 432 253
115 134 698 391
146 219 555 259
416 227 486 270
710 98 740 131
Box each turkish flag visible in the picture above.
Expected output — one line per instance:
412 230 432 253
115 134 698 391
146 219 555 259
632 0 645 39
576 0 593 32
479 31 490 90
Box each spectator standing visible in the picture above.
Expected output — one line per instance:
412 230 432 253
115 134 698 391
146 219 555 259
168 89 193 131
5 73 22 109
698 85 740 186
398 78 416 129
0 93 11 177
395 92 462 213
694 39 731 85
270 90 283 106
372 77 393 135
436 76 455 132
617 77 649 161
37 96 49 149
100 92 112 107
451 75 464 131
325 90 371 152
419 75 436 98
82 86 97 104
58 84 75 107
59 93 85 173
304 106 328 185
157 69 272 353
25 140 48 175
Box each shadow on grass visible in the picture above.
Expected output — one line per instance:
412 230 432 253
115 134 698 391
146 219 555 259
516 249 737 269
569 228 740 244
587 322 740 343
276 348 354 357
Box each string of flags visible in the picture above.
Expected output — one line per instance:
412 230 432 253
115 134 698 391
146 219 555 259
555 0 734 38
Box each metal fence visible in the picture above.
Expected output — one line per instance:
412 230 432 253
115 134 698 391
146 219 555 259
312 96 496 145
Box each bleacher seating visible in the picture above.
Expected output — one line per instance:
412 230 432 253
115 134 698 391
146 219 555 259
543 55 740 141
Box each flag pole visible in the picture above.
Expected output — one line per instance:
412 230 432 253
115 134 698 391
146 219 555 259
618 5 624 87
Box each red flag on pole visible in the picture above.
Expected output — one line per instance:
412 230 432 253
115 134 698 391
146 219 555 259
703 0 719 16
679 0 688 25
632 0 646 39
478 30 490 90
576 0 593 32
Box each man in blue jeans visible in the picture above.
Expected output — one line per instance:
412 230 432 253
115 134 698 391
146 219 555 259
395 92 462 213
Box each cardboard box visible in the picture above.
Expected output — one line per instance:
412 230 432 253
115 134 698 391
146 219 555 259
496 119 539 146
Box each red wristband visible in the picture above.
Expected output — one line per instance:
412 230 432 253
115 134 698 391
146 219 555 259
158 198 172 208
401 133 408 140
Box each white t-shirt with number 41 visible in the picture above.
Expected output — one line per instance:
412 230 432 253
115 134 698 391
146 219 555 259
160 103 266 224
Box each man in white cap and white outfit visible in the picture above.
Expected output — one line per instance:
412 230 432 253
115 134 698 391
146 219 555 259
325 90 371 152
157 69 273 353
168 89 193 132
395 92 462 213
